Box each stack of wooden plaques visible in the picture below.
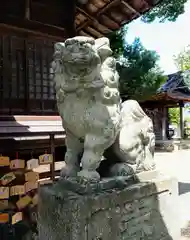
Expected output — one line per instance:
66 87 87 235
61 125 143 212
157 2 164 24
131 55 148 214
0 153 53 239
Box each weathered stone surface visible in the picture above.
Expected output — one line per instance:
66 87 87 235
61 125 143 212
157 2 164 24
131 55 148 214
52 36 156 181
38 173 180 240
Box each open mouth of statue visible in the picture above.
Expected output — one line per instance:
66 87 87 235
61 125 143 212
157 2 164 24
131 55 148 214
65 54 91 64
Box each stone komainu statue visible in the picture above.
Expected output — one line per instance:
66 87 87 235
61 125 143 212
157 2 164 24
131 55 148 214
52 36 155 181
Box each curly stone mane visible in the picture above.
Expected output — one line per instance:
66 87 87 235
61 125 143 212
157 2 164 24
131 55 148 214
51 37 121 107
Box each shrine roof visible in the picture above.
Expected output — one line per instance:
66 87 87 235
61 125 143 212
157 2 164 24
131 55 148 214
76 0 162 38
0 0 163 40
142 70 190 105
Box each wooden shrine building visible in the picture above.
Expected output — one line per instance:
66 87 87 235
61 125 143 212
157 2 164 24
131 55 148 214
0 0 162 116
141 70 190 144
0 0 162 153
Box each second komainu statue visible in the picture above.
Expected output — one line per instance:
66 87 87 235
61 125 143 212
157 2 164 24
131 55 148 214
52 36 156 181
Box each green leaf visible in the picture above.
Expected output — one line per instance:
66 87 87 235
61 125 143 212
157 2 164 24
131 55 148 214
142 0 188 23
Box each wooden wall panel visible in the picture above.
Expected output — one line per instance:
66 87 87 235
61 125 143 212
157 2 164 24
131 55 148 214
0 34 57 115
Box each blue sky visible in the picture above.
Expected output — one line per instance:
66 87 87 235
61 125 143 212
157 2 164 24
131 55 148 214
126 0 190 75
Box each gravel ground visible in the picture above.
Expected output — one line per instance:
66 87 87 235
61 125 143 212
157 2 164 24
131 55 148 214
155 150 190 239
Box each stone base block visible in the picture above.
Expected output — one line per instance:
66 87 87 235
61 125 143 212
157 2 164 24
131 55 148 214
38 171 180 240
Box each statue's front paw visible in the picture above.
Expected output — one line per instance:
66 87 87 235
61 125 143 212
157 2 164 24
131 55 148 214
60 166 80 178
142 161 156 171
77 170 100 182
108 163 135 177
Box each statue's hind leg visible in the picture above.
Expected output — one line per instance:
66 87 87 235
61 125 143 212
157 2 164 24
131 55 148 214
78 133 113 181
61 130 83 178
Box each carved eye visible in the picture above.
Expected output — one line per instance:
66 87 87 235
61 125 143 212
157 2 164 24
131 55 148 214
104 90 111 98
85 43 91 48
110 75 115 82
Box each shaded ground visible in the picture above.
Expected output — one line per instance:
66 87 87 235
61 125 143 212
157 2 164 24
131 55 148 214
155 150 190 239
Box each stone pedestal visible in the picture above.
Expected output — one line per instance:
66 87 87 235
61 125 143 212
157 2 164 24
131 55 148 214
38 171 180 240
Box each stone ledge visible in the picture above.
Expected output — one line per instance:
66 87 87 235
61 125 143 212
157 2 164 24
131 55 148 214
38 172 179 240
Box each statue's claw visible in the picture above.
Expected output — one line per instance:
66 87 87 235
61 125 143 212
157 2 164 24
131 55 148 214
77 170 100 181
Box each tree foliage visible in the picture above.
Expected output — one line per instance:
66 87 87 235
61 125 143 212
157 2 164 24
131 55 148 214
168 108 180 126
118 38 165 100
109 0 189 57
168 105 190 127
173 45 190 71
185 103 190 113
108 26 127 58
107 0 189 101
109 34 166 100
185 116 190 122
142 0 188 23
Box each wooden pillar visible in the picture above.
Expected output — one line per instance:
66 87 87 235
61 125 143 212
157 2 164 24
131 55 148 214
179 104 184 139
162 107 167 140
50 134 55 181
25 0 30 20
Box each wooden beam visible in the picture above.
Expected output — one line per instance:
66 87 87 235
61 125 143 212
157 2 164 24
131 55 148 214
50 134 55 181
76 0 120 33
0 116 62 121
0 24 64 42
85 26 103 38
77 13 111 35
97 0 121 17
91 21 112 35
77 7 94 21
180 106 184 139
108 10 126 24
78 30 92 37
0 15 65 40
77 19 90 32
121 1 141 17
76 7 94 32
99 14 120 30
25 0 30 20
161 107 167 140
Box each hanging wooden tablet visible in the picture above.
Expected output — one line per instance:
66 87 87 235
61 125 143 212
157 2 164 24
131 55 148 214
10 159 25 169
0 200 9 210
12 212 23 224
0 172 16 186
25 172 39 182
0 213 9 223
10 185 25 196
0 187 9 199
27 158 39 170
0 156 10 167
39 154 53 165
16 195 32 209
32 194 38 206
25 181 38 193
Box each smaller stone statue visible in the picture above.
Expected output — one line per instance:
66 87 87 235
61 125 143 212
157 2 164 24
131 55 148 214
52 36 155 182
